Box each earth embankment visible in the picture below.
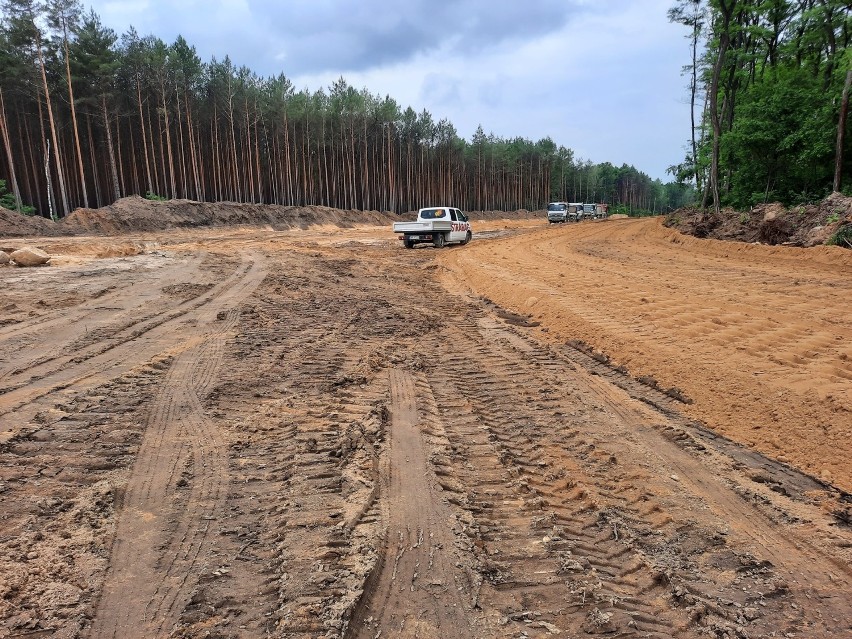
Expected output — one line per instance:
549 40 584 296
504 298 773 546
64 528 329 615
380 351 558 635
2 197 543 237
440 216 852 492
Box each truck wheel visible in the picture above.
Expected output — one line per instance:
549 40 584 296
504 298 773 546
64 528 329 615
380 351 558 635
404 238 414 249
433 233 446 249
460 231 472 245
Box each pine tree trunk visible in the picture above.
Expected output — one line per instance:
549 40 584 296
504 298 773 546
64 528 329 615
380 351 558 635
36 36 70 216
0 87 23 213
212 111 222 201
244 98 254 202
228 80 239 202
834 69 851 193
175 84 188 197
116 116 126 194
35 89 51 214
21 116 38 208
87 114 101 207
146 99 160 196
161 87 176 199
185 91 202 200
254 111 263 203
64 38 88 209
137 78 153 194
128 122 140 194
102 96 121 202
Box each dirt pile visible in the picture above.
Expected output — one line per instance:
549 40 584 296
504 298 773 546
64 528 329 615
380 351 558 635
0 206 66 238
467 208 542 220
666 192 852 247
3 198 546 238
63 196 399 235
3 198 544 238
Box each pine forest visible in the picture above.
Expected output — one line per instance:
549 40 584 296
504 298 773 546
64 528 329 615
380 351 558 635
1 1 849 220
0 0 695 220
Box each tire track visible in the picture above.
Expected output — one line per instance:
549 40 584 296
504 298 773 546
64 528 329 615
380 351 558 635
426 330 695 638
88 254 266 638
0 255 257 427
347 369 475 639
0 254 203 384
430 312 852 637
174 262 408 638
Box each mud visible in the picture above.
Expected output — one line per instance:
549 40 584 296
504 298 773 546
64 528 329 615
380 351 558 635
0 217 850 639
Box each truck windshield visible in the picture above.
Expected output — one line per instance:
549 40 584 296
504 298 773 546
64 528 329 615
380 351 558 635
548 203 567 211
420 208 447 219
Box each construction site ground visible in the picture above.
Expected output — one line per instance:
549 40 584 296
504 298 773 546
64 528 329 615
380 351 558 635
0 213 850 639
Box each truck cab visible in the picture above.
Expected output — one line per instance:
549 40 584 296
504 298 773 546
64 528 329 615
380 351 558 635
568 203 584 222
547 202 569 223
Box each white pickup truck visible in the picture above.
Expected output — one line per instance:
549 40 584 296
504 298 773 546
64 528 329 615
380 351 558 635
393 207 473 249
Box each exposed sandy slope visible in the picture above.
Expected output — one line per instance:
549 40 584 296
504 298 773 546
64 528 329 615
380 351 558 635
1 196 543 238
667 191 852 247
440 216 852 492
0 206 67 237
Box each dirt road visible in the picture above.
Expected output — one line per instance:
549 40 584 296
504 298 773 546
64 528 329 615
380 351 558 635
0 219 850 639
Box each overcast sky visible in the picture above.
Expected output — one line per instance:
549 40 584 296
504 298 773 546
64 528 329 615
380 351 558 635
87 0 693 181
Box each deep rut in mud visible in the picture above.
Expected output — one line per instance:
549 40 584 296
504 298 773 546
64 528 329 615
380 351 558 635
0 230 850 638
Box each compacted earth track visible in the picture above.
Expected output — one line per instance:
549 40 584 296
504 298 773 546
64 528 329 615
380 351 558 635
0 222 850 639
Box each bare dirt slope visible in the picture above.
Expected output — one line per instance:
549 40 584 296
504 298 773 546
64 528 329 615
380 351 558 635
665 191 852 247
0 218 850 639
441 217 852 493
1 196 543 238
0 206 68 237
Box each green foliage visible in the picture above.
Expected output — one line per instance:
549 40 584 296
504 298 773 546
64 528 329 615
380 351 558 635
70 9 119 103
671 0 851 209
0 179 36 215
722 65 838 208
826 225 852 248
739 212 750 224
144 191 167 201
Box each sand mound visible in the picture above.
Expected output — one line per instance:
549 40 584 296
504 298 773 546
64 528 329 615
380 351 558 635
5 197 545 238
63 196 400 235
0 207 65 238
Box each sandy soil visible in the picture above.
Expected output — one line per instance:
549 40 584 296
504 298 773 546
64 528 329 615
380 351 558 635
0 216 850 639
440 217 852 492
